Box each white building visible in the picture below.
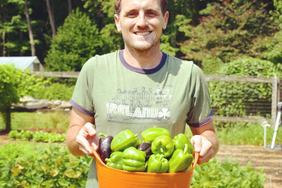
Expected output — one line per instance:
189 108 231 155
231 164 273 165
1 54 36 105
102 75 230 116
0 56 44 72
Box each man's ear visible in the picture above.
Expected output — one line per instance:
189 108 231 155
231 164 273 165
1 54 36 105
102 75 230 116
114 14 122 32
162 11 169 29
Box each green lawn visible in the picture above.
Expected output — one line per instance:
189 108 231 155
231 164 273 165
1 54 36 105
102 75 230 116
0 111 70 133
1 112 282 146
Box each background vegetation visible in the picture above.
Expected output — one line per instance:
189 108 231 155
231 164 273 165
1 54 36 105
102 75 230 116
1 0 281 72
1 0 282 187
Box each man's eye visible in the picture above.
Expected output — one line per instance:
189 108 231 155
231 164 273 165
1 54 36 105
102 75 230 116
127 12 138 17
147 11 157 16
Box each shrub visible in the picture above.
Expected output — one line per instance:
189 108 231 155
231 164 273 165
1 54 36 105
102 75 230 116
36 82 74 101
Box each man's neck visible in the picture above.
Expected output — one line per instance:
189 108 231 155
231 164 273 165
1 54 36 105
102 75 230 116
123 47 163 69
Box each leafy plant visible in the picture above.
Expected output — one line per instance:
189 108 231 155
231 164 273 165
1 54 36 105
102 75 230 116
191 157 266 187
0 143 92 188
0 143 266 188
8 130 66 143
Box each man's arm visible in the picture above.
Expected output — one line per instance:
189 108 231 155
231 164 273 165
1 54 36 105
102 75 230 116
189 120 219 164
66 107 97 156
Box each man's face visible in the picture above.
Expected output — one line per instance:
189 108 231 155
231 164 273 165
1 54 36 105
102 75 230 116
115 0 169 52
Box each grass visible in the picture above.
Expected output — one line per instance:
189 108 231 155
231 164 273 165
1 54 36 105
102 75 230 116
0 111 70 133
1 112 282 146
215 122 282 146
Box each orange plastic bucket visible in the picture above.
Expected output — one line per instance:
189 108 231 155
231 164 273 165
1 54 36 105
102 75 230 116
92 146 199 188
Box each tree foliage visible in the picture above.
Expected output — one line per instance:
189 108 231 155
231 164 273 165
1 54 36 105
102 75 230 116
0 0 28 56
44 9 101 71
0 65 47 131
180 0 280 74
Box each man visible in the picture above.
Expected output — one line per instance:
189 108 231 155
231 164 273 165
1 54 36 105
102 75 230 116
66 0 219 187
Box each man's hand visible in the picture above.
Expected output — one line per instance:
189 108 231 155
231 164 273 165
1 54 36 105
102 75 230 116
66 107 97 156
189 120 219 165
190 135 214 164
76 122 99 156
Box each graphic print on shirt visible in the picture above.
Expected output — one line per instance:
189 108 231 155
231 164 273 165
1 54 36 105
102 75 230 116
106 86 173 123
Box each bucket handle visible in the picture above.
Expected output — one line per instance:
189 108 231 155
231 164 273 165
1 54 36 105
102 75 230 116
193 151 199 169
91 146 105 166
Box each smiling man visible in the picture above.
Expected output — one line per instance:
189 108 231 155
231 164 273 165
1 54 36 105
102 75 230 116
66 0 219 187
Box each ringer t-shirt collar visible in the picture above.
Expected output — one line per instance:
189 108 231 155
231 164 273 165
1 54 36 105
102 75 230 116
119 49 167 74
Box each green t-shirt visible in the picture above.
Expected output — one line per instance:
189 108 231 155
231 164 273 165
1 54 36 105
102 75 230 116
70 50 213 187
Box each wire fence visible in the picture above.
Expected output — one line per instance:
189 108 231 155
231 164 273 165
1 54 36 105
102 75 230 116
34 72 282 126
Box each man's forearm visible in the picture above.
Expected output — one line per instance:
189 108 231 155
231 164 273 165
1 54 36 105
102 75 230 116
66 125 85 156
201 130 219 157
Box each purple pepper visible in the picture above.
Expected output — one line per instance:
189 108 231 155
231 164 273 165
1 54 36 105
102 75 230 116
137 141 152 158
98 133 113 164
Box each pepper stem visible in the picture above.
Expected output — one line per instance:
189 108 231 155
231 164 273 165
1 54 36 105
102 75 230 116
99 133 108 137
160 147 164 153
184 144 188 154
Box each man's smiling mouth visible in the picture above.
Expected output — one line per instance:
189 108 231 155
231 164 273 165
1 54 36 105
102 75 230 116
134 31 151 36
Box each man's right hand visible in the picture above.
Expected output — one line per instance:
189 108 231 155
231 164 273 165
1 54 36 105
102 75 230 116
76 122 98 156
66 107 96 156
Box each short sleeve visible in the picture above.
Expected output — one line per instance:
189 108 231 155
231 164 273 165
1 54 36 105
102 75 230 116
186 64 213 127
69 57 95 117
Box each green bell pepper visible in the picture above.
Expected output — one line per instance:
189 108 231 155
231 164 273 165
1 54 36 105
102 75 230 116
151 135 174 158
105 151 123 170
141 126 171 142
122 147 146 172
111 129 139 151
147 154 169 173
168 144 193 173
173 133 194 154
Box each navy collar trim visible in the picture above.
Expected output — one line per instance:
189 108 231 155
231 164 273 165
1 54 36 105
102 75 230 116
119 50 167 74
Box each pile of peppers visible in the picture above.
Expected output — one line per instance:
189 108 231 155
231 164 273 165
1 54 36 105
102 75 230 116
98 127 194 173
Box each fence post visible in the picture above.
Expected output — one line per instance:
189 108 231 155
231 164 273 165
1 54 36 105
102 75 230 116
271 76 279 126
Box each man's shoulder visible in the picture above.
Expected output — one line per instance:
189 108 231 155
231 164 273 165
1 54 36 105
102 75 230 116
88 51 119 63
167 54 194 65
79 51 120 75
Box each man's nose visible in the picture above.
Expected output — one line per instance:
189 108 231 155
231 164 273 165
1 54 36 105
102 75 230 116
136 12 147 27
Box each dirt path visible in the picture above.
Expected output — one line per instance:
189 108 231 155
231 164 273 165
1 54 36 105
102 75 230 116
1 135 281 187
216 144 282 188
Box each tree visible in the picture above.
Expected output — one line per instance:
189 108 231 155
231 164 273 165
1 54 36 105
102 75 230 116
0 65 48 131
46 0 56 37
24 0 36 56
0 0 28 56
180 0 280 74
44 9 101 71
68 0 72 15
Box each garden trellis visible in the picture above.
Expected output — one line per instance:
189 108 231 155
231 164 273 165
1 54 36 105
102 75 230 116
34 72 282 126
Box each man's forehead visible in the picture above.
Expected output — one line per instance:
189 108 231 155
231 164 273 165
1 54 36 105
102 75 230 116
120 0 161 11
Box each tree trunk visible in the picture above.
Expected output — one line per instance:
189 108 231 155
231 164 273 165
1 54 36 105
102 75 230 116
46 0 56 37
68 0 72 15
1 32 5 57
3 106 11 132
24 0 36 56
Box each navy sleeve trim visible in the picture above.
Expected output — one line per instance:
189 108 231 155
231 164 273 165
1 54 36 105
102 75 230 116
69 99 95 117
188 110 213 128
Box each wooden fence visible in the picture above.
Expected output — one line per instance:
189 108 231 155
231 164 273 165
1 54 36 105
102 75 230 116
33 72 281 126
